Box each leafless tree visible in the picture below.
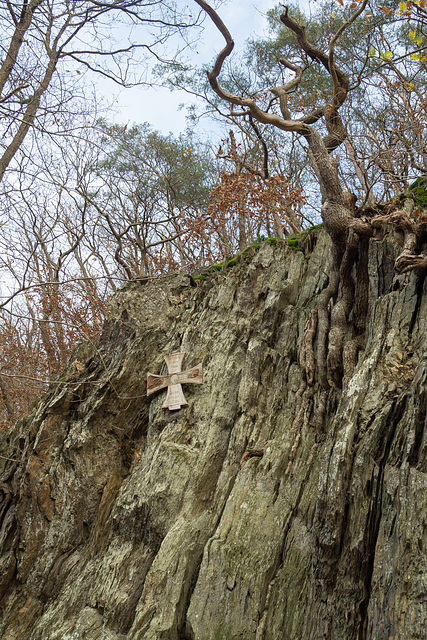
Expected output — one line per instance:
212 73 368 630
0 0 201 181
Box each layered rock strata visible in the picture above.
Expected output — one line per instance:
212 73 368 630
0 229 426 639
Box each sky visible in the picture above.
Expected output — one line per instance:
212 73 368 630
96 0 311 136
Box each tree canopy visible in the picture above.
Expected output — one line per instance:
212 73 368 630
1 0 427 427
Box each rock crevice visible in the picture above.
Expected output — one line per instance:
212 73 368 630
0 229 426 639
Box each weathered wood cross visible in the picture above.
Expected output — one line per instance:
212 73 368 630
147 352 203 410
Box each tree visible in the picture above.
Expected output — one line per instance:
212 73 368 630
0 1 207 426
191 0 427 400
170 1 426 212
0 0 201 182
79 121 220 276
0 118 222 427
0 112 108 429
208 167 305 252
158 10 317 227
215 128 310 238
0 278 106 430
245 1 427 205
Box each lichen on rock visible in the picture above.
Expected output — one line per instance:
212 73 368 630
0 228 426 639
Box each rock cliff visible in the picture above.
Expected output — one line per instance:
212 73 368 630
0 228 426 639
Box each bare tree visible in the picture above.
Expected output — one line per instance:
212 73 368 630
0 0 200 181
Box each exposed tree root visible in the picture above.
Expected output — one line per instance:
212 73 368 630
395 253 427 273
316 246 341 391
392 210 427 273
295 209 423 435
372 209 427 274
307 206 426 433
300 308 318 387
327 232 357 386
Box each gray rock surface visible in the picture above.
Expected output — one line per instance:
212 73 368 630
0 229 426 639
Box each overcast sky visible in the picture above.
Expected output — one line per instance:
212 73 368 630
97 1 311 136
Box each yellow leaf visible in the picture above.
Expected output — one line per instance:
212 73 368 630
409 29 417 39
384 51 393 59
398 1 407 11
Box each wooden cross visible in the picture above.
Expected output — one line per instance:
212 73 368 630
147 352 203 410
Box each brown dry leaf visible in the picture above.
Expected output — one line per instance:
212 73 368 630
72 360 85 374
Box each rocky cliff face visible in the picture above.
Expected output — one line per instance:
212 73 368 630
0 229 426 640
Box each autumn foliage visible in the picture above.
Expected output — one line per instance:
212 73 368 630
0 281 106 431
206 172 306 252
0 167 306 429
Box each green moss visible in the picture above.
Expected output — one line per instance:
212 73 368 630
225 257 238 269
287 235 300 249
307 222 323 231
209 262 224 272
192 258 235 282
407 175 427 208
287 223 323 251
253 236 279 246
192 234 295 281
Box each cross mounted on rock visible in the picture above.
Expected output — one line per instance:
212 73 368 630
147 352 203 411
